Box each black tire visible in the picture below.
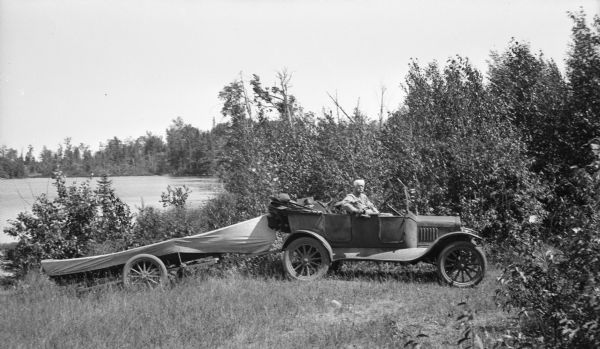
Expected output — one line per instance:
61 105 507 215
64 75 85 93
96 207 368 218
283 237 330 281
122 254 168 289
436 241 486 287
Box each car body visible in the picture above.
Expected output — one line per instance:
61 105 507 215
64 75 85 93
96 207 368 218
268 196 487 287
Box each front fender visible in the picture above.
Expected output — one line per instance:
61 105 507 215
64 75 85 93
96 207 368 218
282 230 334 262
421 230 484 262
439 230 483 244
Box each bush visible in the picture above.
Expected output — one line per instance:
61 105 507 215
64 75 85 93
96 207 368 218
159 185 191 208
132 206 203 246
4 173 134 276
132 191 269 246
497 168 600 347
493 13 600 346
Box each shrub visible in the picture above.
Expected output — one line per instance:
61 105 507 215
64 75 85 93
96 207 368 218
497 168 600 347
494 13 600 347
159 185 191 208
132 189 273 245
132 206 203 246
4 173 134 276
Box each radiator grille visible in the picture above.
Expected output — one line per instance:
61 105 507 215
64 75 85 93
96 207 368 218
418 227 439 242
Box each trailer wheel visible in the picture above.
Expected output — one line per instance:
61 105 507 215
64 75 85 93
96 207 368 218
437 241 486 287
283 237 330 281
123 254 168 289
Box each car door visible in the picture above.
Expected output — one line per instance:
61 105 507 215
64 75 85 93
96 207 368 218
350 215 406 248
350 215 381 247
379 216 406 245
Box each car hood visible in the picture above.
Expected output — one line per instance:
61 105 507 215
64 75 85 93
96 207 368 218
415 214 461 229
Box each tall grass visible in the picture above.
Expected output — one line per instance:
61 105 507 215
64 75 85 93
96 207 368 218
0 267 507 348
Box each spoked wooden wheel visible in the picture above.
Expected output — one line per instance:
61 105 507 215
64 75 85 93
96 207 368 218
437 241 486 287
283 237 330 281
122 254 168 289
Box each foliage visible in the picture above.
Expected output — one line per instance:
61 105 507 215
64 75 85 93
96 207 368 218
159 184 191 208
495 12 600 348
565 11 600 170
132 189 273 249
216 72 390 223
212 60 547 252
488 40 568 173
0 127 210 178
0 145 26 178
382 57 546 243
199 192 257 229
89 175 135 254
166 117 214 175
4 172 134 275
497 166 600 347
132 206 201 246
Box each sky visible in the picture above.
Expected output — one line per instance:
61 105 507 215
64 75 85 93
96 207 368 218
1 0 599 155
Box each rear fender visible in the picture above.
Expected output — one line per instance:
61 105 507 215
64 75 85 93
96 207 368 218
282 230 334 261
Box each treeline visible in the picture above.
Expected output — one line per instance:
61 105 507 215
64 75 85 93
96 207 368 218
0 117 219 178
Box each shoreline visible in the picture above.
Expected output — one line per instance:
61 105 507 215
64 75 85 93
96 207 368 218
1 174 218 180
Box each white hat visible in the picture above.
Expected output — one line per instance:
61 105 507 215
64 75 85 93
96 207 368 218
353 179 365 186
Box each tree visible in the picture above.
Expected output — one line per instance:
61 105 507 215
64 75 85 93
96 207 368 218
217 79 256 196
92 175 134 249
166 117 211 175
488 40 568 172
382 57 545 241
0 146 26 178
140 132 167 174
495 12 600 347
24 145 37 175
250 69 300 127
564 11 600 169
38 146 56 176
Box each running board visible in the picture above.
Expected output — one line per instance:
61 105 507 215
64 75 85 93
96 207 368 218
332 247 429 263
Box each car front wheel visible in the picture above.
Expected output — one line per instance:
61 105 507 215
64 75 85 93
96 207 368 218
437 241 486 287
283 237 330 281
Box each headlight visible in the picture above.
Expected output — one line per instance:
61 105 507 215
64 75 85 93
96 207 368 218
461 227 477 234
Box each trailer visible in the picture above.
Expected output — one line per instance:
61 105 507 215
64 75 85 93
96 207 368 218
41 215 276 288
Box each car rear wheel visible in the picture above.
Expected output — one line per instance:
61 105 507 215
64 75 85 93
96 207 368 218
123 254 168 289
437 241 486 287
283 237 330 280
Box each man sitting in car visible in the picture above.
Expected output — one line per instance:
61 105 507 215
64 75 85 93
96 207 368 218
339 179 379 216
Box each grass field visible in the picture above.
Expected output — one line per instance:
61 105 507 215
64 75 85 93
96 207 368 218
0 261 508 349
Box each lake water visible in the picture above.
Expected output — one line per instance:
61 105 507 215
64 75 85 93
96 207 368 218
0 176 222 243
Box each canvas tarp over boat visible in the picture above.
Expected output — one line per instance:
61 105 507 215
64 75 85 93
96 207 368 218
41 215 276 276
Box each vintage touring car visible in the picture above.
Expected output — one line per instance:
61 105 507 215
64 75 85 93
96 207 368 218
269 194 487 287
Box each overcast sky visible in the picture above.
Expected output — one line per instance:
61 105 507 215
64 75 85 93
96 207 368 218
1 0 599 154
